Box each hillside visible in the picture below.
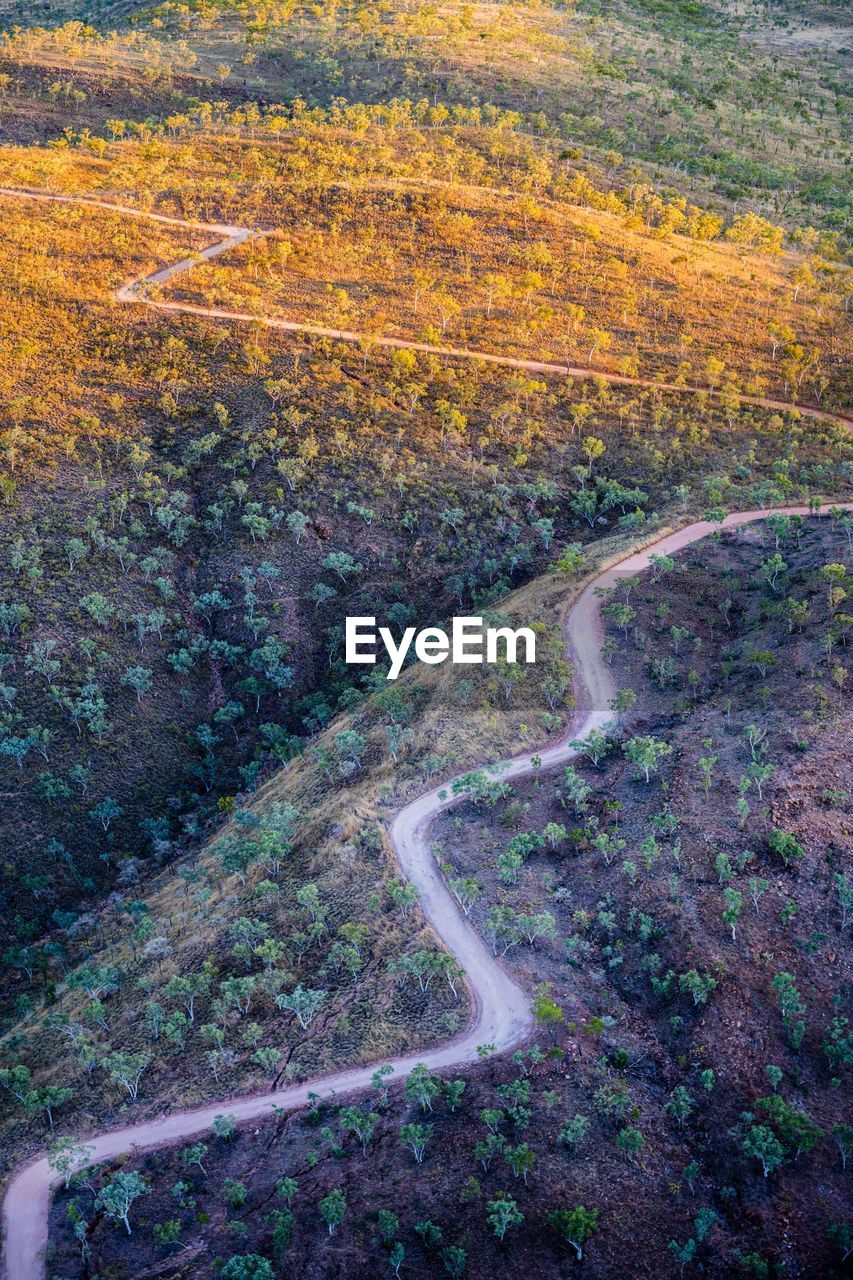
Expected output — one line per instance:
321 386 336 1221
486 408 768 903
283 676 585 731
0 1 850 1279
0 166 847 948
42 513 853 1280
1 0 849 234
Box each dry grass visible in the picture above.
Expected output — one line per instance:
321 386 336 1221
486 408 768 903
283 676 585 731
157 178 848 398
0 188 209 464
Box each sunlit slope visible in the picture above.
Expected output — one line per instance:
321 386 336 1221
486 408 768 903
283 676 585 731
0 0 848 231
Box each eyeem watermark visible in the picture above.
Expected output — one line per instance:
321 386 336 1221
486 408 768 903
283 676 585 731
346 616 536 680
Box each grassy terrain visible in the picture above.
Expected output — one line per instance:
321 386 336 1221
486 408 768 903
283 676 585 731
0 0 849 1275
0 514 678 1175
0 0 849 232
45 515 853 1279
0 74 849 1179
159 174 850 403
0 160 847 950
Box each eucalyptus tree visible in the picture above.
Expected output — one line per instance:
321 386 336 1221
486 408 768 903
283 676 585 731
666 1086 695 1128
623 735 673 782
319 1188 346 1235
371 1064 394 1105
772 972 806 1048
180 1143 208 1176
400 1122 432 1164
475 1132 506 1171
222 1257 274 1280
679 970 718 1006
743 1125 784 1177
276 985 327 1031
548 1206 599 1261
340 1106 379 1155
486 1197 523 1242
405 1063 440 1112
101 1052 151 1101
722 888 744 940
615 1126 645 1161
47 1138 93 1189
559 1114 589 1151
569 726 613 766
95 1171 149 1234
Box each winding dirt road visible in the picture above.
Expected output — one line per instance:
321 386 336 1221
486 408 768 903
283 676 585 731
0 186 850 427
3 503 852 1280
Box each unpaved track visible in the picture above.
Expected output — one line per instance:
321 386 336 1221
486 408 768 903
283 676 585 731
3 501 852 1280
0 186 850 427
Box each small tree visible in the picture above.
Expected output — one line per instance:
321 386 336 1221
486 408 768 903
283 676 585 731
615 1126 644 1161
743 1125 784 1178
0 1065 32 1101
120 666 153 703
47 1138 93 1189
757 1095 822 1159
475 1133 507 1171
340 1106 378 1155
679 970 718 1007
548 1205 599 1261
444 1080 467 1111
335 730 365 769
25 1085 73 1129
560 766 591 812
665 1086 694 1128
95 1171 149 1234
486 1197 523 1242
760 554 787 593
323 551 363 582
371 1064 394 1104
772 972 806 1048
252 1048 281 1079
442 1244 467 1277
319 1188 346 1235
768 828 804 868
388 1242 405 1276
745 761 773 801
221 1257 275 1280
569 727 612 767
276 986 326 1031
212 1113 237 1140
623 736 673 783
749 877 769 914
832 1123 852 1171
286 511 309 544
89 797 123 832
101 1052 151 1101
722 888 743 941
504 1143 536 1182
181 1143 208 1175
555 543 584 575
405 1063 440 1112
532 985 564 1039
559 1114 589 1151
448 876 481 915
276 1176 298 1206
541 822 568 850
400 1123 432 1164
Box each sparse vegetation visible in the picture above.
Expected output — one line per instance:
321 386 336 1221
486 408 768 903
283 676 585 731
0 1 849 1277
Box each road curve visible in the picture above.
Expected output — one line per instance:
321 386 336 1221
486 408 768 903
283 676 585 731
0 186 850 428
3 502 852 1280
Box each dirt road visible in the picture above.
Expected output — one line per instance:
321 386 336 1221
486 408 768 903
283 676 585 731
0 187 850 427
